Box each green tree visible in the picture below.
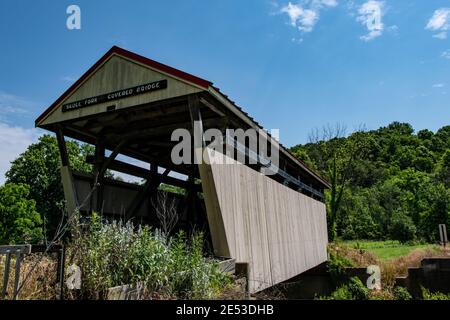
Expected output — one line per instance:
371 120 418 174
0 183 42 244
417 129 434 141
292 122 450 243
290 146 318 171
389 209 417 242
306 125 368 241
419 183 450 242
5 135 93 240
436 149 450 187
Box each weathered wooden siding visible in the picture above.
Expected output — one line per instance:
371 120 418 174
201 150 328 293
40 54 203 126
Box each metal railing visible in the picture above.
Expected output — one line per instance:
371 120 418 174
224 135 325 201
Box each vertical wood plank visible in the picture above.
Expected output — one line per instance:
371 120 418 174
208 151 328 293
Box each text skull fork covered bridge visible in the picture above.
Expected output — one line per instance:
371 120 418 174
35 46 330 293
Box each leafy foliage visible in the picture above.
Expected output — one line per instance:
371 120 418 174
422 288 450 300
71 214 232 299
322 277 369 300
5 134 93 240
327 247 354 285
0 183 42 244
393 286 412 300
292 122 450 242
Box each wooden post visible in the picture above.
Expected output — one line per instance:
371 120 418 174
148 163 158 221
56 126 69 167
89 140 127 213
188 94 231 258
182 171 196 223
92 141 105 213
1 252 11 299
12 250 22 300
126 169 170 220
56 127 78 217
0 245 31 300
57 245 66 300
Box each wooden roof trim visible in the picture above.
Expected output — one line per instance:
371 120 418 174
35 46 212 126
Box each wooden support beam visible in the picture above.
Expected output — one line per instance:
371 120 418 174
106 117 223 142
84 99 188 132
138 140 175 148
55 126 69 167
126 169 170 220
189 95 206 150
115 146 192 176
55 127 79 217
93 139 127 213
60 166 78 218
92 141 105 213
62 124 208 176
85 156 200 191
99 140 127 177
200 98 226 117
182 171 196 223
99 111 191 137
189 94 231 257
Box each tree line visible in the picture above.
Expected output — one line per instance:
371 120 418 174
291 122 450 243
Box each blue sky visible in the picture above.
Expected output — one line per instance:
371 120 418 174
0 0 450 182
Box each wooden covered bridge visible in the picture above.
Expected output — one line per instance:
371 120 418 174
35 46 330 293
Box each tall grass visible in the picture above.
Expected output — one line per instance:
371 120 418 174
0 254 57 300
327 242 449 299
342 240 439 261
68 214 233 299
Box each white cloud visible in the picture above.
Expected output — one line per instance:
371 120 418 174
356 1 384 41
433 83 445 88
299 9 319 32
0 92 32 118
441 50 450 59
281 3 317 32
280 1 338 35
426 8 450 39
433 31 447 39
0 123 41 185
318 0 338 7
387 24 399 35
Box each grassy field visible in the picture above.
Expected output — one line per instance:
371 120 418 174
341 240 439 261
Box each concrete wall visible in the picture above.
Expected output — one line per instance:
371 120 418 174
396 258 450 298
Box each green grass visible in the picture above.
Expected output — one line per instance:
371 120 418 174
341 240 438 261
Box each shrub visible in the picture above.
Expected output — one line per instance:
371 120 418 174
327 245 354 285
393 286 412 300
422 288 450 300
347 277 369 300
389 210 417 243
323 277 369 300
70 215 232 299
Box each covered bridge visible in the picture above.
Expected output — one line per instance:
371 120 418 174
35 46 330 293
